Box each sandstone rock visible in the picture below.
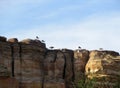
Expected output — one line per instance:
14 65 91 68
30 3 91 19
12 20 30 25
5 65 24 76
55 51 65 79
20 39 45 48
2 36 120 88
0 41 12 76
62 49 74 88
20 39 34 44
14 43 46 88
74 49 89 84
0 37 46 88
44 50 65 82
8 38 18 43
85 50 120 87
0 36 7 42
44 49 75 88
0 64 10 77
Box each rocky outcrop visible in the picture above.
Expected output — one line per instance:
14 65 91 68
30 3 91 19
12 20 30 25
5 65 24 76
0 36 120 88
62 49 74 88
8 38 18 43
74 49 89 85
44 49 74 88
85 50 120 87
44 50 65 88
0 37 46 88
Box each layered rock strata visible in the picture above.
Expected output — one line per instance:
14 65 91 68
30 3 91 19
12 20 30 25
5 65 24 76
85 50 120 87
74 49 89 85
0 37 46 88
0 36 120 88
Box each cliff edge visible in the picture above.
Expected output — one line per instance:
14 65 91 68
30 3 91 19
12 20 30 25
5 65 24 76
0 36 120 88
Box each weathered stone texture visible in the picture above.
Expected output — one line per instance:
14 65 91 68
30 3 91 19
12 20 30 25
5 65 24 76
1 36 120 88
44 50 66 87
0 38 46 88
62 49 74 88
85 50 120 87
0 41 12 76
16 40 46 88
74 49 89 84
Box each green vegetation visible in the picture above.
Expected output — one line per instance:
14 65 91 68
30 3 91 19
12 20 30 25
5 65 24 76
73 77 120 88
74 78 96 88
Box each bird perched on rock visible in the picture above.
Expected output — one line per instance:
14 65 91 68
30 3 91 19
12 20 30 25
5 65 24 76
36 36 39 40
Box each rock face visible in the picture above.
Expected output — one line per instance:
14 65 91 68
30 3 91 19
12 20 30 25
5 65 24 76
62 49 74 88
74 49 89 85
44 49 74 88
85 50 120 87
44 50 65 88
0 36 120 88
16 42 46 88
0 38 46 88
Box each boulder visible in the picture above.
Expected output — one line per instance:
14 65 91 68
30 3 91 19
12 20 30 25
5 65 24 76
20 39 45 48
8 38 18 43
20 39 36 44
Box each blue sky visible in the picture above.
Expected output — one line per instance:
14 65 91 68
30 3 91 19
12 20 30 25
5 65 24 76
0 0 120 52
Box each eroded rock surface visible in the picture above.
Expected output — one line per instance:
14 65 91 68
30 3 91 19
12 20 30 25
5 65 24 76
74 49 89 85
0 38 46 88
44 50 65 86
62 49 74 88
0 36 120 88
85 50 120 87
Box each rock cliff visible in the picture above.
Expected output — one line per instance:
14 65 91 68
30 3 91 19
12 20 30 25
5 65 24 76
85 50 120 87
0 36 120 88
74 49 89 85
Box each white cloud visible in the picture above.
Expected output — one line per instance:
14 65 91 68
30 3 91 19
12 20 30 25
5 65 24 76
5 12 120 52
35 0 119 19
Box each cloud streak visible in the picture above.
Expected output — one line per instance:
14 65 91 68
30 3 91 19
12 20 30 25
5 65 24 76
4 12 120 52
0 0 120 52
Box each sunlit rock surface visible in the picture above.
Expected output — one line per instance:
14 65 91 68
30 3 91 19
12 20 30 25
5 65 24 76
74 49 89 85
85 50 120 87
0 36 120 88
